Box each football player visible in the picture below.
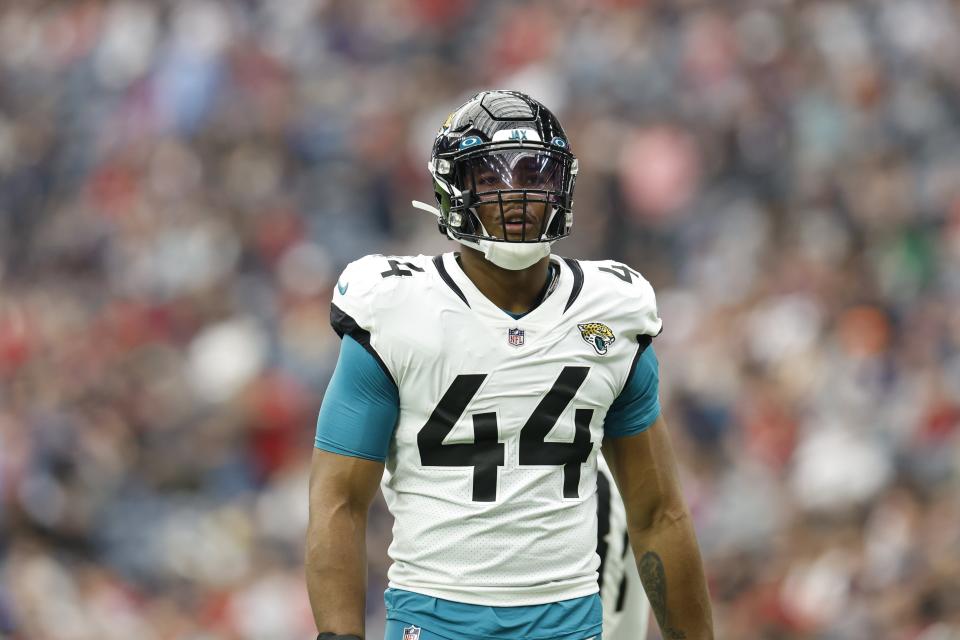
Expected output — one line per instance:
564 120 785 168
306 91 713 640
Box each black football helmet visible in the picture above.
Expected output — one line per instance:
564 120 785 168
427 90 578 244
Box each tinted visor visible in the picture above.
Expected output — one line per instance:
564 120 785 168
459 150 566 197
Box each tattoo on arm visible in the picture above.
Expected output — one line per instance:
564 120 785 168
639 551 687 639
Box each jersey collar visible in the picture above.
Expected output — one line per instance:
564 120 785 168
438 252 576 324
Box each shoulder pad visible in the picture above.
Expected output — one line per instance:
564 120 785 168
330 254 429 338
579 259 663 340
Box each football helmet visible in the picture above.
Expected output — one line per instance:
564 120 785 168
414 90 579 270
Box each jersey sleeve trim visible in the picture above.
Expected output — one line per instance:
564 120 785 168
620 334 652 393
561 257 585 313
330 302 397 388
604 344 661 438
313 439 388 463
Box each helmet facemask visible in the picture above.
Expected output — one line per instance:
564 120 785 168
432 141 578 245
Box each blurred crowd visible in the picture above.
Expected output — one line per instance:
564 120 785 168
1 0 959 638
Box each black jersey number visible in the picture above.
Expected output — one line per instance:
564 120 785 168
417 374 504 502
417 367 594 502
598 263 640 283
380 258 424 278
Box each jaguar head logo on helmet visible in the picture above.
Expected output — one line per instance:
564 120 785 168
413 90 579 271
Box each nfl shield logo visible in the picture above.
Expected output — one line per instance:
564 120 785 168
507 327 525 347
403 626 421 640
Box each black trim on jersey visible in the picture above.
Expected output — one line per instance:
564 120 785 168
329 303 397 387
453 255 560 319
620 333 653 394
433 255 470 308
596 470 611 597
526 261 559 316
562 257 584 313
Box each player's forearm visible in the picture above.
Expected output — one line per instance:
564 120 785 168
628 508 714 640
305 501 368 636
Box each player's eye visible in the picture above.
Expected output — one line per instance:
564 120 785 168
477 173 501 187
516 157 560 189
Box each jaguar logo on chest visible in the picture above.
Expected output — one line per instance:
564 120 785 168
578 322 616 355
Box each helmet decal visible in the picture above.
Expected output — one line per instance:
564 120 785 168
491 128 542 143
440 111 454 132
458 135 483 149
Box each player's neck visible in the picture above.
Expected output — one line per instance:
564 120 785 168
457 248 552 315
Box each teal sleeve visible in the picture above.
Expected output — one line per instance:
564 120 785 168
314 335 400 462
603 345 660 438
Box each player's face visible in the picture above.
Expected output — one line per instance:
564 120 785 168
462 151 564 242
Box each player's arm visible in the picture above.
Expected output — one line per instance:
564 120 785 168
601 344 713 639
602 417 714 640
306 449 382 635
306 334 399 637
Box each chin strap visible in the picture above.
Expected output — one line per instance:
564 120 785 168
412 200 441 218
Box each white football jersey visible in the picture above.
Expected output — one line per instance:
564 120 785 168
331 251 661 607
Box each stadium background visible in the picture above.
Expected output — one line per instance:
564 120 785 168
1 0 959 638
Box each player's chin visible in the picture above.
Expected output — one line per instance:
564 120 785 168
503 224 542 241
